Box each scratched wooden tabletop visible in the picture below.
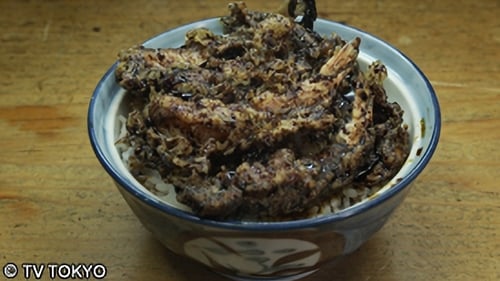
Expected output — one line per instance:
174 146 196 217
0 0 498 280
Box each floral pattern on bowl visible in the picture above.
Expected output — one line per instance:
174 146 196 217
185 237 321 278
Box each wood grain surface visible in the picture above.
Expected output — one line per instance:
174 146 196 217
0 0 498 280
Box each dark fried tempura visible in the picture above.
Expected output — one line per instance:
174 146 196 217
115 2 410 220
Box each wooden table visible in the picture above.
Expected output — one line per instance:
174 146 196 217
1 0 498 280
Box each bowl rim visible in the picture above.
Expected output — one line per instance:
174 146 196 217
88 17 441 231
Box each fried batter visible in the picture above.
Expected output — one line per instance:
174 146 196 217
115 2 410 219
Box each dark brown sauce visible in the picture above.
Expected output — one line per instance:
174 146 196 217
416 147 423 157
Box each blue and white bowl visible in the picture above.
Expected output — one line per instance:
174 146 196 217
88 18 440 280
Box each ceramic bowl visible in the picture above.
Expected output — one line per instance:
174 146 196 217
88 18 440 281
